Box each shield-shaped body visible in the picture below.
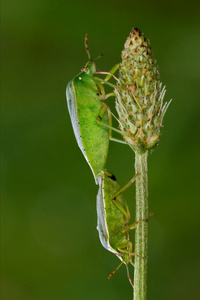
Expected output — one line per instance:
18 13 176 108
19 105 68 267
66 62 109 183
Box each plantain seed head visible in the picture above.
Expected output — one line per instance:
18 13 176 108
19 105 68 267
115 28 171 153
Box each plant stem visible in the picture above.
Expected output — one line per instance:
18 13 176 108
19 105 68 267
134 151 148 300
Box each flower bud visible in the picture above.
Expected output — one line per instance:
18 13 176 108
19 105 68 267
115 28 171 153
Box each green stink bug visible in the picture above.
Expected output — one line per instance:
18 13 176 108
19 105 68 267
66 35 123 183
96 170 140 287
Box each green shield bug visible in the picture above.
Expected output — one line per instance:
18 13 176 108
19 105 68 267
66 35 122 183
96 170 140 287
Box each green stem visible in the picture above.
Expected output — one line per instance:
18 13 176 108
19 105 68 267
134 151 148 300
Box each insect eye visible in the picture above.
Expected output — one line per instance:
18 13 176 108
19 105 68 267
81 67 88 73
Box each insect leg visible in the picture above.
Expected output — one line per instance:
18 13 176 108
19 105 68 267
96 104 129 143
104 64 120 81
95 79 106 99
95 79 117 102
95 63 120 82
122 221 138 233
94 76 118 89
95 80 116 101
117 241 138 257
122 212 154 233
117 242 143 261
111 189 132 220
112 173 139 200
108 110 129 145
111 173 139 218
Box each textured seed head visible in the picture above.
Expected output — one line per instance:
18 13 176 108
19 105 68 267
115 28 171 153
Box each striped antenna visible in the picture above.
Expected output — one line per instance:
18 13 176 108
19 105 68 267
108 261 123 279
84 34 91 60
126 265 134 288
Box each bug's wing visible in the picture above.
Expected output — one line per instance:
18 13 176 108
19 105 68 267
66 81 82 148
96 172 120 256
66 80 92 169
96 175 109 250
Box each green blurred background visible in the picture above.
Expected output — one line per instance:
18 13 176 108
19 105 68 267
1 0 200 299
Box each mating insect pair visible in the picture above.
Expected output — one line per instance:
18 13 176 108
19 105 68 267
66 36 149 287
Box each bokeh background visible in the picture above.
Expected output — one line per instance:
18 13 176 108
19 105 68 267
1 0 200 299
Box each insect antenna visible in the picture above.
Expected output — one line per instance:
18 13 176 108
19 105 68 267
84 34 91 60
93 53 103 61
85 34 103 62
108 261 123 279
